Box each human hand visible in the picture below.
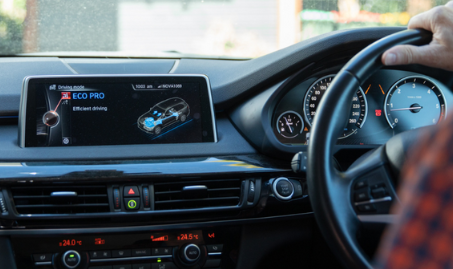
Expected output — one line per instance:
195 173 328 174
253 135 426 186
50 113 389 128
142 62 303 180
381 1 453 71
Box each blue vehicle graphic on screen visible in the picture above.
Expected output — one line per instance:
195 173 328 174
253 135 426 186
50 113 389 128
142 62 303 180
138 98 190 135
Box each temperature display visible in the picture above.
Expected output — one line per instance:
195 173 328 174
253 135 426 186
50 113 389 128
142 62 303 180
177 233 200 241
59 239 82 247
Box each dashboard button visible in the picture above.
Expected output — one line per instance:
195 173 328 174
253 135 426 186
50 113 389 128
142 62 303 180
89 266 113 269
247 180 255 202
133 264 151 269
125 198 140 210
112 249 131 258
272 177 294 200
62 250 81 269
203 259 221 268
151 262 175 269
33 253 52 262
152 247 172 255
124 186 139 197
132 249 151 256
206 244 223 253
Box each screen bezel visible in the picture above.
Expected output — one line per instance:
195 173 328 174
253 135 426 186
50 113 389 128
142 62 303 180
19 74 217 148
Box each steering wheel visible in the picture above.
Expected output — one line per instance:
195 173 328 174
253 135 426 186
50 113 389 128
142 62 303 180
307 29 433 269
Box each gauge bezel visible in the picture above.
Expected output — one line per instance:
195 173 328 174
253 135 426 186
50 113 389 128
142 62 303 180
383 75 447 129
275 110 304 139
303 74 368 138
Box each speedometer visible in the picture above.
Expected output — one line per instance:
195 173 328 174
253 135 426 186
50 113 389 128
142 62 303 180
304 75 368 139
384 76 447 130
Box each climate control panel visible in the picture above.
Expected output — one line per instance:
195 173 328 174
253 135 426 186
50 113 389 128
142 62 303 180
11 228 238 269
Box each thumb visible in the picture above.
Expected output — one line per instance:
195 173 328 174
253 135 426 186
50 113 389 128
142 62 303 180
381 44 433 66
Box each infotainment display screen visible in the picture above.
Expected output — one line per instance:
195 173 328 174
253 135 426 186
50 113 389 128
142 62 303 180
19 75 216 147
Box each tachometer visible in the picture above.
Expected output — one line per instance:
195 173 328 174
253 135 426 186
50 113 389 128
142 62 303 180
304 75 368 139
276 111 304 139
384 76 447 130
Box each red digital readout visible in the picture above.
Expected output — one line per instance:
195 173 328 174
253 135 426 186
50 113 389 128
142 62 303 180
177 233 199 241
59 239 82 247
151 235 169 242
94 238 105 245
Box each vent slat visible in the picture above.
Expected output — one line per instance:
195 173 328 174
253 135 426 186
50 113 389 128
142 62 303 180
11 185 109 215
15 203 109 208
155 197 239 204
154 179 242 210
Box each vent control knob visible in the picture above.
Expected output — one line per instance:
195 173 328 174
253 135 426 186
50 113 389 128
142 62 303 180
273 177 294 200
180 244 201 264
61 250 81 269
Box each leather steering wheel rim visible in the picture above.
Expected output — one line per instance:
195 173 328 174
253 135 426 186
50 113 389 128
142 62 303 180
306 29 432 269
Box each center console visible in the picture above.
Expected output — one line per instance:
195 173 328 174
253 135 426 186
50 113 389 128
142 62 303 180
11 227 239 269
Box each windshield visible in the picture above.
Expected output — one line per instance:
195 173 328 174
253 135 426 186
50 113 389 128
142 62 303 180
0 0 448 58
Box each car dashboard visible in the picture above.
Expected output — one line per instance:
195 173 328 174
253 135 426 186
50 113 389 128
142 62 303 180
0 27 452 269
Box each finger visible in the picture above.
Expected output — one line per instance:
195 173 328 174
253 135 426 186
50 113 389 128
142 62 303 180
408 4 453 30
381 44 443 66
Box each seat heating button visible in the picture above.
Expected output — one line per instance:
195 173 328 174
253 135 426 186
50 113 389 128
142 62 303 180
113 265 132 269
33 253 52 262
151 262 175 269
133 264 151 269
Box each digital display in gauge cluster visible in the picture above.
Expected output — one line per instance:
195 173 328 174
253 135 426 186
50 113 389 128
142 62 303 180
274 70 450 146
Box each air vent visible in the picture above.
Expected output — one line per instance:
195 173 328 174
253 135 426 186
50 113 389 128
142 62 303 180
10 185 109 215
154 179 242 210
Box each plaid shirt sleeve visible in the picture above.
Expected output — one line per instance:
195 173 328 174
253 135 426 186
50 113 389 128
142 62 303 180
375 116 453 269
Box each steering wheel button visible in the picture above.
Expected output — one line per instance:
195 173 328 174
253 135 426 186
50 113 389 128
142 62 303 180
354 191 370 202
357 204 376 212
354 181 367 189
371 187 386 198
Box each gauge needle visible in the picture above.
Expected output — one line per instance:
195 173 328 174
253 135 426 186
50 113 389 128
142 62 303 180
284 117 293 133
390 106 423 111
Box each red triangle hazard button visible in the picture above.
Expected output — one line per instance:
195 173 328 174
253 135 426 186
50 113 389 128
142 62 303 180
124 186 139 197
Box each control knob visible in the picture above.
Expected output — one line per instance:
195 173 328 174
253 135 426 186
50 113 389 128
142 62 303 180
61 250 81 268
180 243 201 264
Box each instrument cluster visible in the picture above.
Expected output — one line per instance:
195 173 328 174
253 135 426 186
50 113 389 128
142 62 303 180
273 69 451 146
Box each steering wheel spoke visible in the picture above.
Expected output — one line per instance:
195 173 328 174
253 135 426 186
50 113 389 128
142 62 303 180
342 147 399 224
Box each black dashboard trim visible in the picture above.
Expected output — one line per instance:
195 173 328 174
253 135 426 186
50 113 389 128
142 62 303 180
0 212 313 235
